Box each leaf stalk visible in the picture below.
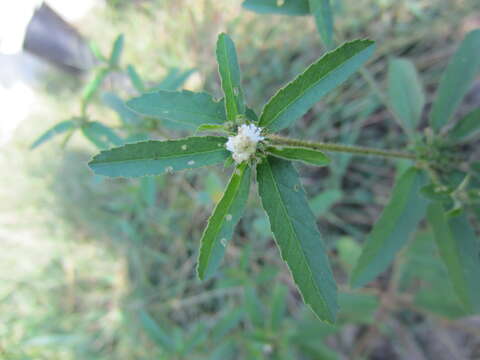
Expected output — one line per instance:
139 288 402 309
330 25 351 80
267 135 417 161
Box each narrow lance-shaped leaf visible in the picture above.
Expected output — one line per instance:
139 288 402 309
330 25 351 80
127 65 145 92
257 156 337 322
102 92 142 125
197 163 251 280
266 146 330 166
82 68 108 106
430 29 480 131
109 34 124 68
31 119 77 149
89 136 229 178
351 167 428 288
259 39 375 132
81 121 123 149
309 0 334 49
127 90 226 129
153 68 195 91
388 58 425 136
216 33 246 122
448 108 480 142
427 203 480 314
89 41 106 62
242 0 310 15
138 310 174 353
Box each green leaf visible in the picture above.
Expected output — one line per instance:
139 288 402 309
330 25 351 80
82 68 108 106
266 146 330 166
211 308 243 340
244 287 265 328
246 107 259 122
127 65 146 92
448 107 480 142
430 29 480 131
102 92 142 125
351 167 428 288
269 283 288 329
127 90 226 129
242 0 310 15
197 163 251 280
427 203 480 313
88 41 106 62
388 58 425 135
140 176 156 207
216 33 245 122
89 136 229 178
338 292 378 324
109 34 124 68
259 39 375 132
309 189 342 217
153 67 195 91
257 156 337 322
309 0 334 49
81 121 123 149
196 124 228 133
138 310 174 352
30 119 76 149
400 230 469 319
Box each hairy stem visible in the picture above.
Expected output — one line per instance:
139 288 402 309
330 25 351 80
267 135 417 161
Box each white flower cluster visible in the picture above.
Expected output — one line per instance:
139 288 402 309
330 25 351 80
226 124 264 163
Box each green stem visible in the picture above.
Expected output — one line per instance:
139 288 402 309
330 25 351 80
267 135 417 161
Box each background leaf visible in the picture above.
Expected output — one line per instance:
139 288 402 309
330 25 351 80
81 121 123 149
242 0 310 15
266 146 330 166
448 107 480 142
127 90 226 129
30 120 76 149
82 68 108 106
138 310 174 353
309 0 334 49
127 65 146 92
259 39 375 132
152 67 195 91
197 163 251 280
388 58 425 136
430 29 480 131
89 136 229 177
351 167 428 288
257 156 337 322
109 34 124 68
309 189 342 217
216 33 245 122
427 203 480 314
102 92 142 125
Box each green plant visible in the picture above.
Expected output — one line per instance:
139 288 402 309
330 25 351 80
243 0 480 324
87 28 480 324
31 34 195 151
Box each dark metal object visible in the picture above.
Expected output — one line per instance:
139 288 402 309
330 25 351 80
23 2 96 74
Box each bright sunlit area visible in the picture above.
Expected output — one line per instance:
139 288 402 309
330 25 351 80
1 1 480 359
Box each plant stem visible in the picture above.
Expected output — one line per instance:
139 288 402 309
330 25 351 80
267 135 417 161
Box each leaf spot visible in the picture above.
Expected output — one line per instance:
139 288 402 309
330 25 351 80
188 160 195 165
164 166 173 173
220 238 227 247
226 214 232 221
181 144 188 150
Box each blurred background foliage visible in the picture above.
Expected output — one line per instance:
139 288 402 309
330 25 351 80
2 0 480 359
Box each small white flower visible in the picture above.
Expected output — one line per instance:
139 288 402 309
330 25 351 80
226 124 264 163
